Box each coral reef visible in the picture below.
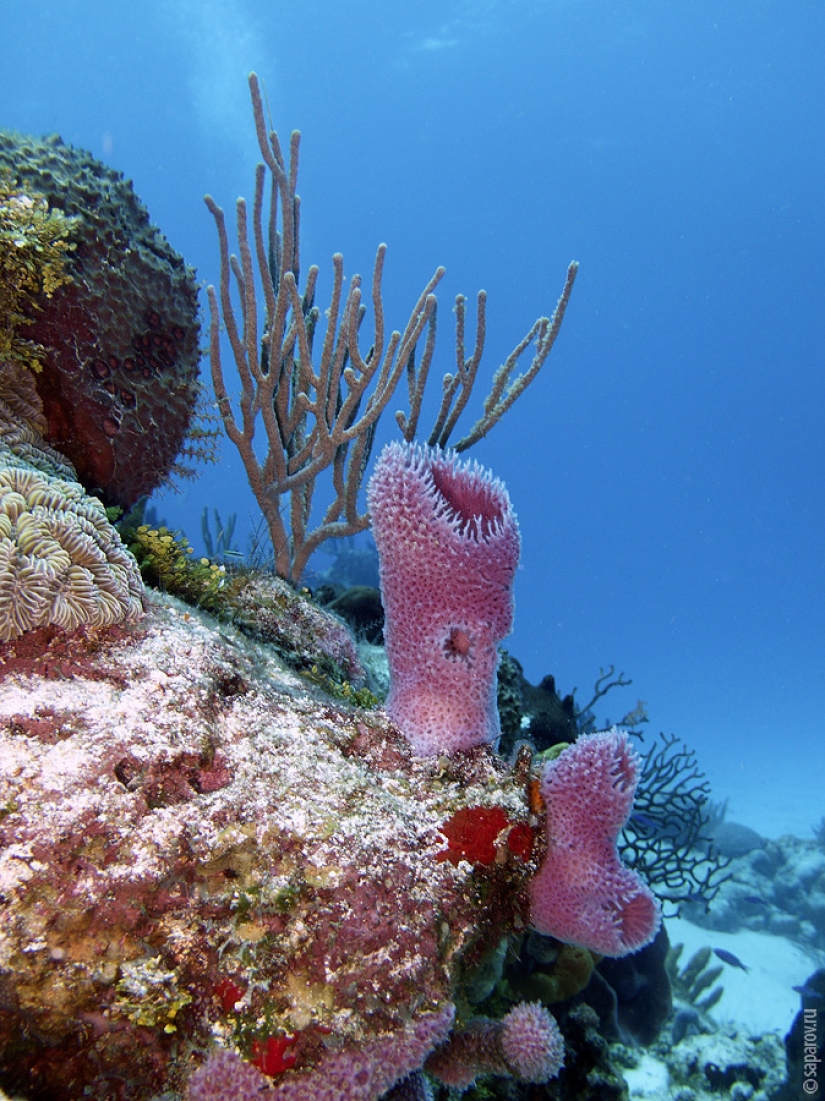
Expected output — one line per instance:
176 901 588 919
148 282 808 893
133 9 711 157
0 84 671 1101
666 943 725 1015
629 1022 786 1100
367 441 520 755
775 969 825 1101
608 947 789 1100
0 363 144 641
0 586 661 1098
119 503 364 691
0 130 206 508
529 728 661 956
217 570 366 687
0 594 534 1098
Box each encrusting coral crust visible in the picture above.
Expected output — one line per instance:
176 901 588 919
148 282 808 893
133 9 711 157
0 173 74 374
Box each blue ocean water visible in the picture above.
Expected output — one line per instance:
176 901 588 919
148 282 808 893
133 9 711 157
3 1 823 837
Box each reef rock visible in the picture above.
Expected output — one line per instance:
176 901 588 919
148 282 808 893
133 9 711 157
0 595 533 1099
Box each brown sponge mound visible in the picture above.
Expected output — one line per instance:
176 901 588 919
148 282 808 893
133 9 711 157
0 131 201 509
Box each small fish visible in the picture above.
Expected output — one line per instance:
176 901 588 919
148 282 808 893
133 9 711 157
741 895 767 907
792 982 825 1002
713 948 750 973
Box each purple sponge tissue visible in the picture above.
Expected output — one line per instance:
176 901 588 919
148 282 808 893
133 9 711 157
186 1004 454 1101
367 441 520 756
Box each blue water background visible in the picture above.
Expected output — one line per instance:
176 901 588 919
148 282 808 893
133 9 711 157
3 1 823 836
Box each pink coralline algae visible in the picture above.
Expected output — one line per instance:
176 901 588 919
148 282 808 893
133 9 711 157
367 441 520 755
0 595 530 1099
528 728 662 956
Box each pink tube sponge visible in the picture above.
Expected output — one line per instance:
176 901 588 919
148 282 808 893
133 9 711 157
528 729 661 956
367 441 520 755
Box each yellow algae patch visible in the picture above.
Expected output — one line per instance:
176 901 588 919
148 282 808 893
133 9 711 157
285 971 335 1030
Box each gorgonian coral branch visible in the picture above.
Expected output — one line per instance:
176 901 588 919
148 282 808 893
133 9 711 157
205 73 577 582
619 732 733 909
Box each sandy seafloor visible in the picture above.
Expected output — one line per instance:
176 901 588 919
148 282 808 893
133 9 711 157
664 918 814 1038
625 913 817 1100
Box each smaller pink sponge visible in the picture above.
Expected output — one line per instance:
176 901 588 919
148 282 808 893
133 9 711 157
500 1001 565 1083
528 729 661 956
186 1048 270 1101
187 1005 454 1101
367 441 520 756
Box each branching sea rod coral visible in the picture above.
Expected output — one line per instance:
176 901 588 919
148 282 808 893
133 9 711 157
205 72 577 582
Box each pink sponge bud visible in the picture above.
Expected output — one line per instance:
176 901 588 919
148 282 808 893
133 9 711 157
367 441 520 756
500 1001 565 1083
528 729 661 956
425 1002 563 1088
